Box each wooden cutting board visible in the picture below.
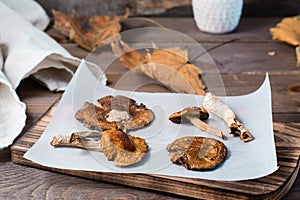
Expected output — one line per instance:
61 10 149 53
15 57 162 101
11 101 300 199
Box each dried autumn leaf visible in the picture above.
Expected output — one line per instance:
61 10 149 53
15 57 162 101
111 38 144 70
270 15 300 66
143 48 206 95
111 39 206 95
52 9 129 51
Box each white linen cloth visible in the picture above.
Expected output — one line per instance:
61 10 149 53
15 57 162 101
0 0 106 149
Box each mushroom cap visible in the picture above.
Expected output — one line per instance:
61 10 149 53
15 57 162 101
75 95 154 132
167 136 227 170
168 106 209 124
101 129 148 167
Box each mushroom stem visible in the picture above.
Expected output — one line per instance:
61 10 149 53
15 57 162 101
186 116 224 139
202 92 253 142
50 131 102 151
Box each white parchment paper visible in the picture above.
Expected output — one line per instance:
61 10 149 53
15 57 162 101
24 60 278 181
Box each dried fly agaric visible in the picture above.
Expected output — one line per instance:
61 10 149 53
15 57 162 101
169 107 224 139
202 92 253 142
101 129 148 167
75 95 154 132
50 131 102 151
167 136 227 170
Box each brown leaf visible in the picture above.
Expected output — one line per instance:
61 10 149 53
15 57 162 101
270 15 300 46
270 15 300 66
111 39 206 95
297 46 300 67
143 48 205 95
52 9 129 51
111 38 144 70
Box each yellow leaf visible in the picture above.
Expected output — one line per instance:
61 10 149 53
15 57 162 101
270 15 300 46
270 15 300 66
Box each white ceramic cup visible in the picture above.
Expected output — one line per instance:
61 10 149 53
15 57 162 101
192 0 243 34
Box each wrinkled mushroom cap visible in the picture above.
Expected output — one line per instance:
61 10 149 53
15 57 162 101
167 136 227 170
101 129 148 167
75 95 154 132
169 106 209 124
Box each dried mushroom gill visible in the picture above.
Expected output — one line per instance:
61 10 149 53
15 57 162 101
50 129 148 167
167 136 227 170
75 95 154 132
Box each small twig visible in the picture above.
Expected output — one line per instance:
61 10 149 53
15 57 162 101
190 39 239 63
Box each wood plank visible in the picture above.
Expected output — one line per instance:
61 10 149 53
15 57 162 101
61 40 298 74
10 101 300 199
126 17 281 42
16 79 62 129
110 42 298 73
207 43 298 73
0 162 182 200
50 17 282 46
36 0 299 17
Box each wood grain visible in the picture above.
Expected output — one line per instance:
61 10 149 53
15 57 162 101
0 162 182 199
10 102 300 199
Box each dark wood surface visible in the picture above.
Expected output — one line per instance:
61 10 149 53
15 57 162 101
9 97 300 199
36 0 299 17
1 17 300 199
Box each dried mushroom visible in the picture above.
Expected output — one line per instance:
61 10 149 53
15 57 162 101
202 92 253 142
50 129 148 167
169 107 224 139
75 95 154 132
101 129 148 167
169 106 209 123
167 136 227 170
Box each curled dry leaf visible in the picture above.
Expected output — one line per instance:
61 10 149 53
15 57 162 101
52 9 129 51
270 15 300 66
111 39 206 95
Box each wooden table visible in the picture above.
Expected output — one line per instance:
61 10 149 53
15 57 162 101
1 17 300 199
